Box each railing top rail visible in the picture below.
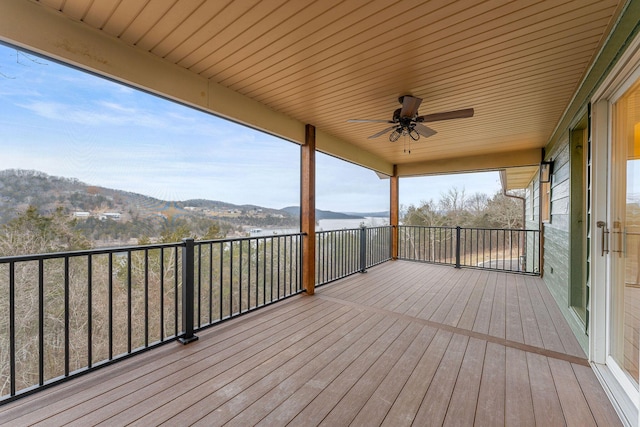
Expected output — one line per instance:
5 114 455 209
195 232 304 245
315 225 392 236
399 225 539 233
457 227 539 232
316 228 362 234
0 241 184 263
365 225 392 230
0 232 308 263
398 225 457 230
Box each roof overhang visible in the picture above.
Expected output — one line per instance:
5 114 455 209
0 0 627 182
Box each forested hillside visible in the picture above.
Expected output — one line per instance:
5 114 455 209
0 169 298 251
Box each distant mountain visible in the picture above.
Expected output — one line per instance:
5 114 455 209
0 170 381 231
0 169 297 228
182 199 289 217
0 169 169 216
281 206 364 220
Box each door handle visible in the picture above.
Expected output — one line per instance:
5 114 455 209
597 221 609 256
611 221 624 256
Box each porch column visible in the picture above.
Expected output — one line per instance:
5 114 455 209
301 124 316 295
391 165 399 260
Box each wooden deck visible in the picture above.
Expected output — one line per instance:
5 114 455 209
0 261 621 426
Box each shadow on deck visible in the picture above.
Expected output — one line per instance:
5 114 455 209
0 261 621 426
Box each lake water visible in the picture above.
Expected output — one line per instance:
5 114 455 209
248 217 390 237
317 217 389 231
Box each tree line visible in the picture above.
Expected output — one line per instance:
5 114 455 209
402 187 525 229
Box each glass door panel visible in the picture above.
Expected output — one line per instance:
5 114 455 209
612 80 640 387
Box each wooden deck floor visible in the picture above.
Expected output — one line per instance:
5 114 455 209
0 261 621 426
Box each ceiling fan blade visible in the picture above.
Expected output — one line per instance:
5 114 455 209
417 108 474 122
347 119 394 123
400 95 422 118
414 123 437 138
368 126 397 139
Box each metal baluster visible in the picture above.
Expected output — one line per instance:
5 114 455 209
88 254 93 367
159 248 164 341
209 243 213 324
9 261 15 395
239 240 243 314
219 241 224 320
230 241 234 315
38 259 44 386
64 256 70 376
109 253 113 358
144 249 148 346
197 244 201 328
174 246 178 338
277 237 281 300
127 251 132 354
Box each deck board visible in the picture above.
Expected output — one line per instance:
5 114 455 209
412 333 469 426
505 272 525 343
380 329 453 426
133 309 378 426
473 270 497 335
45 300 346 426
443 337 486 426
316 322 422 426
527 352 566 426
475 342 506 426
349 325 438 426
548 358 598 426
489 270 507 339
517 273 545 349
456 269 489 330
0 261 621 426
525 276 567 354
505 347 536 426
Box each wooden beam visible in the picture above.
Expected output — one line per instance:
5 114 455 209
0 0 394 177
315 129 393 176
396 148 542 177
390 165 399 260
301 125 316 295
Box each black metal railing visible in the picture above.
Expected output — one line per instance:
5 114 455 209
364 226 392 268
191 234 303 332
316 226 392 286
0 223 538 403
398 225 540 274
0 233 303 403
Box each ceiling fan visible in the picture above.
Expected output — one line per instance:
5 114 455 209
348 95 474 142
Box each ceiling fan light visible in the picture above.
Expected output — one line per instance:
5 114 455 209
409 128 420 141
389 129 402 142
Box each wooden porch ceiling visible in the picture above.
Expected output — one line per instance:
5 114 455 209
0 262 621 425
0 0 626 184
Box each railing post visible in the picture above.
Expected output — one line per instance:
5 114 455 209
360 225 367 273
179 238 198 344
455 226 461 268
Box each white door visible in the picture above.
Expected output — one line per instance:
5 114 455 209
603 78 640 417
611 79 640 387
588 32 640 427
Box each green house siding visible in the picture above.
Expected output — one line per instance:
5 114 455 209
541 141 589 353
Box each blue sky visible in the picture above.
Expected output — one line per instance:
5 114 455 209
0 44 501 212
